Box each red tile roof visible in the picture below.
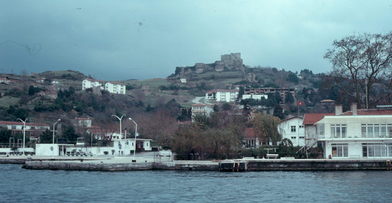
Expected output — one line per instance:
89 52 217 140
207 89 238 94
0 121 49 127
304 109 392 125
352 109 392 115
303 113 334 125
244 128 256 139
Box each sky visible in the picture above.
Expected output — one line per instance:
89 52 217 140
0 0 391 80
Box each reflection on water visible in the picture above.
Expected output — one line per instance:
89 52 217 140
0 164 391 202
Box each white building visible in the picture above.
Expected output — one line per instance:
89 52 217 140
35 136 152 157
82 79 103 90
191 104 214 121
82 79 126 94
303 113 334 149
242 94 268 100
75 117 92 128
277 116 305 146
180 78 187 83
315 104 392 159
104 82 126 94
0 121 50 131
205 89 239 103
0 77 10 84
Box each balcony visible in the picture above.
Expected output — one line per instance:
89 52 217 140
318 134 392 141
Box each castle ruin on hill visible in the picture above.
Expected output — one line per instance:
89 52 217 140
172 53 246 78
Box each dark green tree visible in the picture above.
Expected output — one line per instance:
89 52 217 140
0 128 11 143
62 126 78 143
39 129 52 143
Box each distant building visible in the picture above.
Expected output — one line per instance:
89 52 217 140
51 80 59 85
82 79 103 90
180 78 187 83
86 126 115 140
277 116 305 146
104 82 126 94
205 89 239 103
0 121 50 137
75 117 92 128
243 88 295 103
191 104 214 121
242 94 268 100
243 128 262 148
82 79 126 94
0 77 11 84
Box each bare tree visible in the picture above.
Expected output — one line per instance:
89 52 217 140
324 35 367 106
325 32 392 108
361 33 392 108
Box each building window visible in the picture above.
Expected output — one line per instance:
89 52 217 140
362 143 392 157
331 144 348 157
317 124 325 136
330 124 347 138
291 126 296 132
291 136 296 139
361 124 392 138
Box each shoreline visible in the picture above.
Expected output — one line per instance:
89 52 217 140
2 156 392 172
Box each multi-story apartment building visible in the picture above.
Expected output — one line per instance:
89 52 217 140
205 89 239 103
315 104 392 159
104 82 126 95
242 88 295 103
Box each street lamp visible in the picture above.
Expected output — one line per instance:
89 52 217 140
128 117 138 161
52 119 61 144
112 114 125 139
17 118 27 156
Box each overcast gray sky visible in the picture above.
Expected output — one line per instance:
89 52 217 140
0 0 391 80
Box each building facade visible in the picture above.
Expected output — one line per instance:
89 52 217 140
191 104 214 121
104 82 126 94
243 128 262 148
277 117 305 146
315 104 392 159
205 89 239 103
0 121 50 137
82 79 126 94
82 79 103 90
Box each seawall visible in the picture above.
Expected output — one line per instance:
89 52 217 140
10 157 392 172
220 159 392 172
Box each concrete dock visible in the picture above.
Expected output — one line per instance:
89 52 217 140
3 156 392 172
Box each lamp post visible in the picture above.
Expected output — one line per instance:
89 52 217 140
112 114 125 139
52 119 61 144
17 118 27 156
129 117 138 161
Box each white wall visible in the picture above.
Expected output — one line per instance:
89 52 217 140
278 117 305 146
35 144 60 156
318 115 392 159
104 82 126 94
242 94 268 100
